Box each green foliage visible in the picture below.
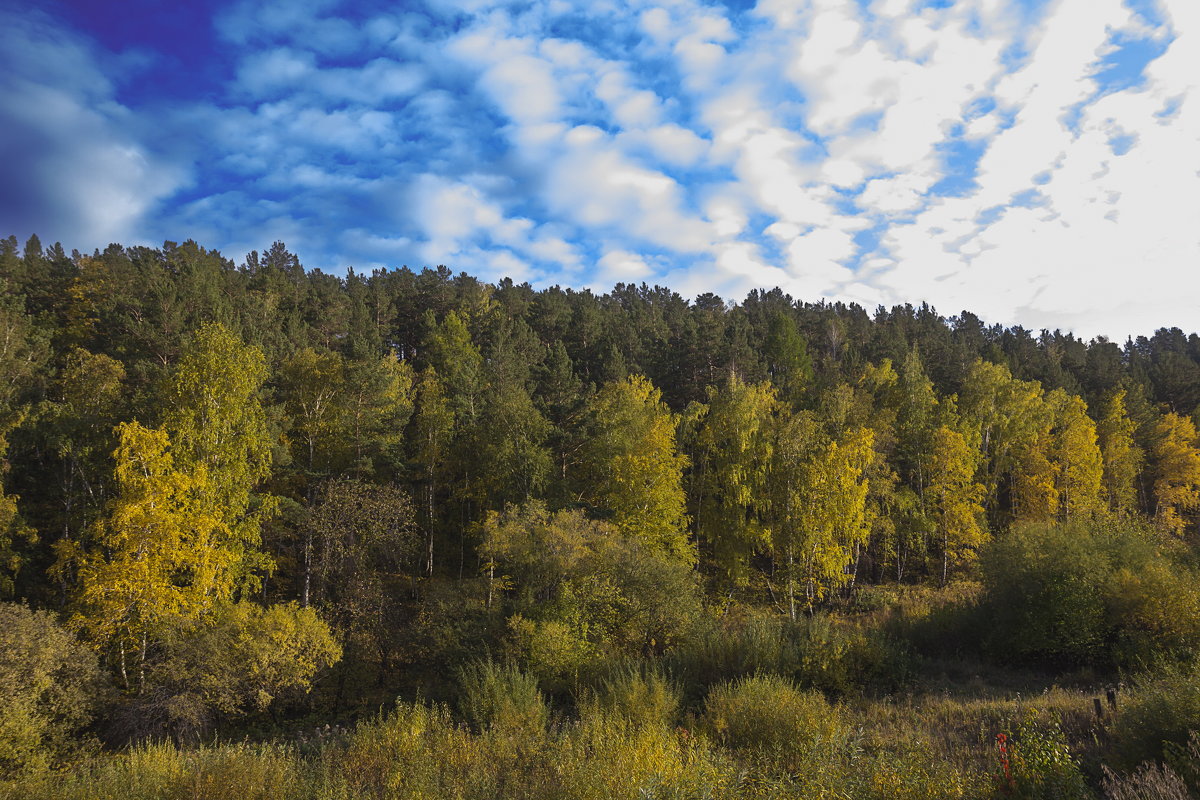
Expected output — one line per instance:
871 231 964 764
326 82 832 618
1004 714 1091 800
979 518 1200 667
1110 660 1200 769
691 375 777 584
0 603 104 778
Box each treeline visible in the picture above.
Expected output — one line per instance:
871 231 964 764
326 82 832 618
3 233 1200 786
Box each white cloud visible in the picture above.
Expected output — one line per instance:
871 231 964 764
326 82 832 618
9 0 1198 338
0 10 186 246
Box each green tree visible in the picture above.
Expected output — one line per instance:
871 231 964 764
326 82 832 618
692 376 777 584
411 367 454 576
763 312 812 407
278 348 347 477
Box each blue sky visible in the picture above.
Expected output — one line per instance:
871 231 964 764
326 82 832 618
1 0 1197 338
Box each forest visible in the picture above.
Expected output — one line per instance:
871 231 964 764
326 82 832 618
3 233 1200 799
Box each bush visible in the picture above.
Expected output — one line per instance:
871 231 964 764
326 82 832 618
979 519 1200 668
1004 714 1091 800
667 610 910 699
5 741 303 800
1110 661 1200 769
112 602 341 744
0 603 105 778
702 673 850 769
455 659 549 735
577 661 680 728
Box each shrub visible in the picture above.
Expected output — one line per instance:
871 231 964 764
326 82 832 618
1004 714 1091 800
5 741 304 800
702 673 850 769
667 610 910 700
577 661 680 728
1110 660 1200 769
455 659 549 735
979 519 1200 668
112 602 341 744
0 603 105 778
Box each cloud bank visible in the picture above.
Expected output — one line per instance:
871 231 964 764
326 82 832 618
1 0 1197 338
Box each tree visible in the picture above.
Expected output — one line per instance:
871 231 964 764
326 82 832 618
411 367 454 576
692 376 777 584
44 349 127 594
894 347 938 502
278 348 348 478
68 422 214 687
1012 427 1058 523
579 376 692 563
1150 412 1200 535
340 352 414 478
763 312 812 407
1096 389 1143 513
770 417 874 615
0 284 47 596
1048 391 1104 520
304 478 419 679
118 601 340 743
159 323 276 595
927 426 986 585
481 501 699 680
958 359 1046 518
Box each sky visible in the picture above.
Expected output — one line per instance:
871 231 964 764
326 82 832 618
1 0 1197 339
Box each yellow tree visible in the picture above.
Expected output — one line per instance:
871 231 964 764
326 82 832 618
70 423 217 688
958 359 1045 515
1012 427 1057 524
927 426 986 585
1151 412 1200 535
771 418 873 615
1096 389 1143 513
580 375 692 564
1048 391 1104 520
159 323 275 598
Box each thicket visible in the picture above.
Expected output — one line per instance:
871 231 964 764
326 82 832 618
3 235 1200 796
